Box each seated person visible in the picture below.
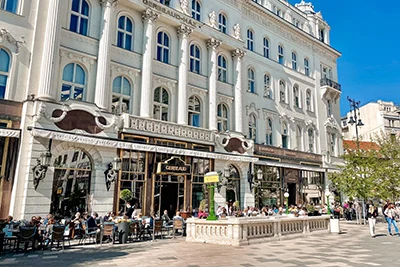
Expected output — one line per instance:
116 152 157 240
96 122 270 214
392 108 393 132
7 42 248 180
172 212 186 234
161 210 172 225
87 212 101 243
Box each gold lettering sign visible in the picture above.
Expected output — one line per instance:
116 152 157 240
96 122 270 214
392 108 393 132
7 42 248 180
142 0 197 26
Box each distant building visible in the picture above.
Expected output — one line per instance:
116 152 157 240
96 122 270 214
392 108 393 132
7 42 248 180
342 100 400 142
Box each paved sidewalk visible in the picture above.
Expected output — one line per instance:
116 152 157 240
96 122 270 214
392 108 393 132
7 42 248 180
0 222 397 267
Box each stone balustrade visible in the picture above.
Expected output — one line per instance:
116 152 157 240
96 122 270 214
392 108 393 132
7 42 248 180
186 215 330 246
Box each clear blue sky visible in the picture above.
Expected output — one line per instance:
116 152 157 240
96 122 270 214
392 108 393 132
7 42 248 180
289 1 400 115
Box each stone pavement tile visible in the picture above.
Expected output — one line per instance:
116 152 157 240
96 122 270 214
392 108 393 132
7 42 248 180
240 264 255 267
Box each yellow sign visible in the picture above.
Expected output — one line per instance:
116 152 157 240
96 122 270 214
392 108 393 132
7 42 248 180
204 175 219 183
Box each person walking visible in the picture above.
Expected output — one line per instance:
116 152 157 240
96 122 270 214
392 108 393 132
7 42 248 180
384 203 399 236
367 204 378 238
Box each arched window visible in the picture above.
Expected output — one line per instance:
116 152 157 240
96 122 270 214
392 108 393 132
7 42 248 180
1 0 18 13
266 118 273 145
112 76 131 114
296 126 302 151
293 85 300 108
248 114 257 141
153 87 169 121
217 103 229 132
247 68 255 93
306 89 312 111
61 63 85 101
191 0 201 21
218 13 227 34
292 52 297 70
264 74 271 99
263 37 269 58
188 95 201 127
226 165 240 203
279 80 286 103
304 58 310 76
0 48 10 99
278 45 284 65
282 122 289 149
328 132 336 156
160 0 171 6
70 0 89 36
156 31 170 63
247 29 254 51
189 44 201 74
117 16 133 50
308 129 314 153
217 55 227 82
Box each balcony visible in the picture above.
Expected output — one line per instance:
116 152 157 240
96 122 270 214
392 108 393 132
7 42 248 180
320 78 341 101
124 115 215 145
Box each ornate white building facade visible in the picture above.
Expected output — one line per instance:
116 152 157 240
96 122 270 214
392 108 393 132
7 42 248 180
0 0 342 219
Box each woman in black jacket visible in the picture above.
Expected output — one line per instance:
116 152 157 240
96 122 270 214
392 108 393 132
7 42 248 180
367 204 379 238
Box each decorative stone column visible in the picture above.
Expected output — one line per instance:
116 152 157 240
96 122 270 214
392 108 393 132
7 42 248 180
37 0 62 100
94 0 115 110
232 49 245 134
140 9 159 118
177 25 193 125
207 38 221 131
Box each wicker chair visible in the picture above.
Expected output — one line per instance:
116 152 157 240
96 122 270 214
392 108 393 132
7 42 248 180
172 219 184 238
100 222 115 245
129 222 140 242
50 225 66 251
16 227 36 253
152 220 164 241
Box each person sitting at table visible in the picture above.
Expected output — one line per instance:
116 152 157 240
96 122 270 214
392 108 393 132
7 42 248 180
173 212 186 234
125 202 135 219
139 212 154 239
5 215 13 224
87 212 101 243
161 210 172 225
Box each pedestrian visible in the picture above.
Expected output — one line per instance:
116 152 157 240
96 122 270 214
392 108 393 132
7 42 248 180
384 203 399 236
367 204 378 238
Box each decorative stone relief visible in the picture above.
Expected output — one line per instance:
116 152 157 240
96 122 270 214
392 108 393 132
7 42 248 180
180 0 189 15
129 116 214 143
177 24 193 37
208 11 218 29
262 109 278 120
217 94 233 104
206 37 222 49
231 48 245 59
233 23 242 40
0 29 25 53
60 49 96 69
246 103 260 117
189 87 207 98
142 8 159 23
61 29 98 48
324 115 340 132
154 76 177 89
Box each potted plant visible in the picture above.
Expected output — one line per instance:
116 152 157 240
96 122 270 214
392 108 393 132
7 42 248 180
120 189 132 213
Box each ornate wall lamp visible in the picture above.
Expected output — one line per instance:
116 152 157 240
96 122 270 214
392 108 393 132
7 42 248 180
32 139 52 190
104 156 122 191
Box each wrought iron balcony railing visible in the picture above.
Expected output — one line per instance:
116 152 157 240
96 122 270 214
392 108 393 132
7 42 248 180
320 78 341 91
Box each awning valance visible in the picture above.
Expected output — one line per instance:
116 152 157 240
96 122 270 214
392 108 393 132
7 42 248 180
256 159 325 172
31 128 258 163
0 128 20 138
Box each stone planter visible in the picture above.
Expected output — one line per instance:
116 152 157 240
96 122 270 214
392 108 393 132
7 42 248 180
118 221 129 244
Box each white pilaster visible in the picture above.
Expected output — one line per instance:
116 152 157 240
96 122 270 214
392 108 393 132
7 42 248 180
37 0 61 100
94 0 115 110
177 25 193 125
232 49 245 134
207 38 221 131
140 9 159 118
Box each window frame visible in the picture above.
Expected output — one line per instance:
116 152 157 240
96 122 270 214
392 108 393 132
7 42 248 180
218 13 227 34
266 118 273 146
189 44 201 74
0 0 19 13
282 122 289 149
60 63 86 101
112 76 132 114
279 80 286 103
217 55 227 82
296 126 302 151
247 29 254 51
263 74 272 99
69 0 90 36
304 58 310 76
116 15 134 51
188 95 202 127
293 85 300 108
291 52 297 71
248 113 257 142
306 89 312 111
278 45 284 65
263 37 270 58
247 68 255 93
191 0 201 21
0 48 11 99
156 31 170 64
308 128 314 153
153 87 170 121
217 103 229 132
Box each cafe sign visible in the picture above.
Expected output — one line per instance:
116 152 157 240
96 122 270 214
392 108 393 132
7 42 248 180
204 172 220 184
157 156 191 175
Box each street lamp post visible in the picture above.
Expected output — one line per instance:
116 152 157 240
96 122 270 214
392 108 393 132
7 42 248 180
326 192 331 215
347 96 366 225
284 192 289 214
347 96 365 147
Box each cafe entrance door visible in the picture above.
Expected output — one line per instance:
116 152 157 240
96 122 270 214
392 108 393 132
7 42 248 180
154 175 185 218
